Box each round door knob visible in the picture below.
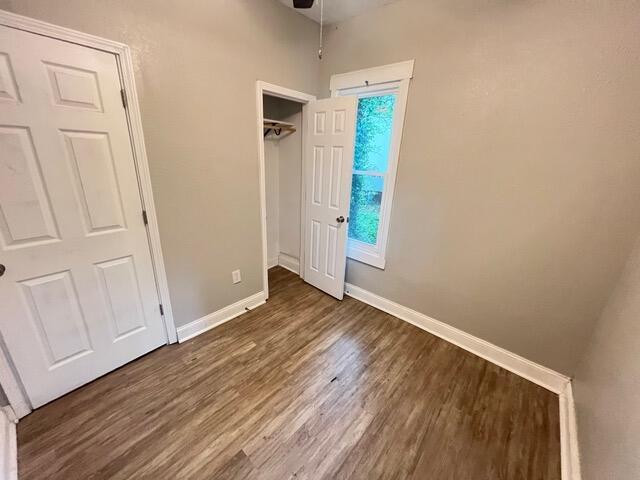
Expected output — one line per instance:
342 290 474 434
0 264 5 277
336 216 345 224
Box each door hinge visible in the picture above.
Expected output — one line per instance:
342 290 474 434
120 88 128 109
159 304 164 316
142 210 148 225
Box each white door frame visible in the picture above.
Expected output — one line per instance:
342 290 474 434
256 81 316 297
0 9 177 418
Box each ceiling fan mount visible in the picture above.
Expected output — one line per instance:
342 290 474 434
293 0 315 8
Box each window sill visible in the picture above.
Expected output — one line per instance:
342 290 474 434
347 243 386 270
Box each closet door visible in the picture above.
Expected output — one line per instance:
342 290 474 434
302 97 357 299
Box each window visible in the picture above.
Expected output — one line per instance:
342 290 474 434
331 61 413 269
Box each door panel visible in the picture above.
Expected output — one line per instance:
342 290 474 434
62 130 126 234
303 97 357 299
95 256 147 341
0 52 20 102
328 146 343 209
0 126 59 247
0 25 166 408
45 61 104 111
19 270 93 367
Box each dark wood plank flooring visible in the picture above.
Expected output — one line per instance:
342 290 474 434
18 267 560 479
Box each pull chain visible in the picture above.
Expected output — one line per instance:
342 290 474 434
318 0 323 59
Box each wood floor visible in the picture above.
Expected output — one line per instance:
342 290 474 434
18 267 560 479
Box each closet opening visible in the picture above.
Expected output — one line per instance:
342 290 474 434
257 82 316 299
264 94 304 279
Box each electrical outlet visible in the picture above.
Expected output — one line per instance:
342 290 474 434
232 269 241 284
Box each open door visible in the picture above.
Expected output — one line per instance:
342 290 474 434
302 97 357 299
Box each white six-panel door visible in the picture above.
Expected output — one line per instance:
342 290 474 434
0 26 166 408
303 97 357 299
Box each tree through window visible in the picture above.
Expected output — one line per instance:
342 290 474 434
349 94 396 245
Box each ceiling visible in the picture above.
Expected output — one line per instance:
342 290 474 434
278 0 402 25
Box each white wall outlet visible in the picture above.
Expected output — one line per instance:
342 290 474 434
232 269 242 284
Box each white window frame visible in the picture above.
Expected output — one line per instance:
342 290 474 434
331 60 414 269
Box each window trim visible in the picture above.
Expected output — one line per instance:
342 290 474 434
331 61 414 269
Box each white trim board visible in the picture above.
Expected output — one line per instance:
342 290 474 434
344 283 570 394
0 341 30 419
278 253 300 275
0 407 17 480
559 382 582 480
176 292 266 343
330 60 414 92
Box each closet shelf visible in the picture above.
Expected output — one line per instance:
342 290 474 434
264 118 296 139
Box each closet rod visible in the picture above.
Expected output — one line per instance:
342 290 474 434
264 118 296 139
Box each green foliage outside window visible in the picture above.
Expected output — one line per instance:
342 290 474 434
349 95 396 245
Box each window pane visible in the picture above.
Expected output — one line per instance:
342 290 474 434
354 94 396 172
349 174 384 245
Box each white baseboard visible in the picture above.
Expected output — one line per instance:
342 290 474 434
0 407 17 480
344 283 570 394
278 253 300 275
344 283 581 480
559 382 582 480
176 291 266 342
344 282 578 479
267 256 279 269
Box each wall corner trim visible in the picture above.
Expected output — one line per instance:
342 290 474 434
0 344 30 419
559 382 582 480
267 257 280 269
0 406 17 480
176 291 266 343
344 282 570 393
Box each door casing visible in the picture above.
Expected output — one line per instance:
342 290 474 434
256 81 316 298
0 9 176 419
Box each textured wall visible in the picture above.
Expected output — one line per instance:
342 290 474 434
1 0 320 327
320 0 640 374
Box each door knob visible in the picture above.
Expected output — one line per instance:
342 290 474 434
336 216 345 224
0 264 5 277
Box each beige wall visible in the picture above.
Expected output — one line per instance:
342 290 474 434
320 0 640 374
1 0 320 327
573 236 640 479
